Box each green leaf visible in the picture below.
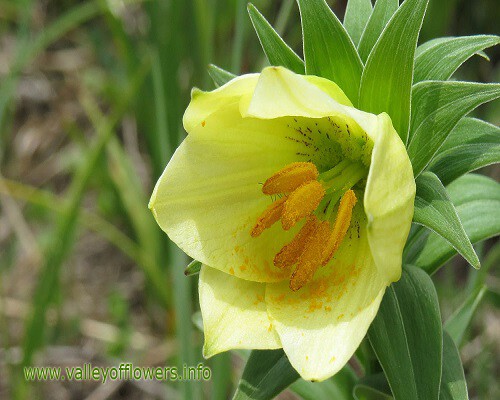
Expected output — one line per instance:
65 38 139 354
413 172 480 269
428 117 500 185
439 332 468 400
359 0 428 143
232 349 299 400
343 0 373 47
408 81 500 176
247 3 305 74
184 259 202 276
354 374 393 400
208 64 236 87
355 387 393 400
414 35 500 82
404 174 500 274
368 265 442 400
357 0 399 62
445 285 487 346
297 0 363 104
475 50 490 61
290 366 357 400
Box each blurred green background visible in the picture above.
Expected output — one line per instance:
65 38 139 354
0 0 498 399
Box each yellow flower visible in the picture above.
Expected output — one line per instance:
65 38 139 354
149 66 415 381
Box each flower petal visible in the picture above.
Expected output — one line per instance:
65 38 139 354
304 75 353 107
364 113 416 282
243 66 345 118
150 103 306 282
265 214 386 381
199 266 281 358
242 66 377 136
183 73 259 133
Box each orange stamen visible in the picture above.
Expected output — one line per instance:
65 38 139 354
262 162 319 195
251 161 361 292
281 180 325 230
290 220 331 291
321 190 357 266
274 216 319 269
250 196 287 237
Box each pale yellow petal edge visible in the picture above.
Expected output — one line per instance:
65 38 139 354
199 266 281 358
364 113 416 283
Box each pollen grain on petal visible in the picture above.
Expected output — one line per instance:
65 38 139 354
274 216 319 269
262 162 319 195
290 220 331 291
250 196 287 237
321 189 357 266
281 180 325 231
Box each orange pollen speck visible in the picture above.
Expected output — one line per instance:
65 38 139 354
321 190 357 266
274 216 319 269
250 196 287 237
262 162 319 195
281 180 325 230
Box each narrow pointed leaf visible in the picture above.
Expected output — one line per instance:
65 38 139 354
359 0 429 143
184 259 202 276
445 285 487 346
232 349 299 400
290 366 357 400
439 332 468 400
248 3 305 74
355 386 393 400
413 172 480 269
297 0 363 104
368 265 442 400
354 374 393 400
414 35 500 82
428 118 500 185
357 0 399 62
208 64 236 87
408 81 500 176
405 174 500 274
475 50 490 61
343 0 373 47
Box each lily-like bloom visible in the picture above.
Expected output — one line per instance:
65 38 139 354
149 66 415 381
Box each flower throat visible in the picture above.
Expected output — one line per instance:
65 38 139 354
251 161 366 291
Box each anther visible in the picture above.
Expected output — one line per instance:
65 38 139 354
250 196 287 237
281 180 325 230
321 190 357 266
262 162 319 195
290 221 331 291
274 217 319 269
